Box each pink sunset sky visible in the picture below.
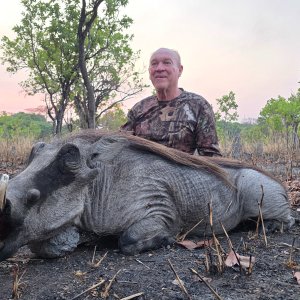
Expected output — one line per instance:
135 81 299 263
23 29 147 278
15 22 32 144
1 0 300 121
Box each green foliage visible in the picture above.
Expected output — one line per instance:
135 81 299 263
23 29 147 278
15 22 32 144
259 96 287 131
0 112 52 139
1 0 145 134
76 0 145 128
259 93 300 149
1 0 78 94
216 120 241 138
98 104 127 130
240 123 266 143
215 91 239 153
215 91 239 122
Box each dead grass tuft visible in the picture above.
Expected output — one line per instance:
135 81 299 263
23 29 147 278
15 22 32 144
0 136 35 168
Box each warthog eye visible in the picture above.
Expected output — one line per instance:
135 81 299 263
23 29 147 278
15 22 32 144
91 153 99 160
87 153 100 168
28 142 47 165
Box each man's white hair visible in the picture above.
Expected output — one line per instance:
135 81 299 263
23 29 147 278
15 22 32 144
150 48 182 67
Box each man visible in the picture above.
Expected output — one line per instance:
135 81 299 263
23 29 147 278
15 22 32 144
121 48 221 156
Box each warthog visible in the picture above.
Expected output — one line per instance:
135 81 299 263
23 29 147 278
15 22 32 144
0 131 295 261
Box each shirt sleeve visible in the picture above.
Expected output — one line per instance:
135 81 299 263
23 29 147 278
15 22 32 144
195 102 222 157
120 109 135 132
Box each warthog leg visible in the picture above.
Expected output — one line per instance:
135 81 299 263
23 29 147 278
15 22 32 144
119 216 176 255
28 226 80 258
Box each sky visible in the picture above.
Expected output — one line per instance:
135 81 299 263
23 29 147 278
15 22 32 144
0 0 300 121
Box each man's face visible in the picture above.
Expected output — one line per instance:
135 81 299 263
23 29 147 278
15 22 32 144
149 50 183 92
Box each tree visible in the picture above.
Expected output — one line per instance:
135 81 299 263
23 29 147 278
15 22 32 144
77 0 105 129
215 91 239 154
75 0 145 129
0 112 52 138
259 93 300 150
98 103 127 130
287 92 300 149
215 91 239 123
1 0 80 134
1 0 144 134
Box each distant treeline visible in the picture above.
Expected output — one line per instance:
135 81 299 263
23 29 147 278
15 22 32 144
0 112 52 139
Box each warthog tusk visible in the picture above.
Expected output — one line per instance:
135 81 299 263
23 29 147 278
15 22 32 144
0 174 9 212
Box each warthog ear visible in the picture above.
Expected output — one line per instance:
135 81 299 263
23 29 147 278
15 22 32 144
58 143 81 173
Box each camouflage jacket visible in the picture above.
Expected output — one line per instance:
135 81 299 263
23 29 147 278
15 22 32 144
121 90 221 156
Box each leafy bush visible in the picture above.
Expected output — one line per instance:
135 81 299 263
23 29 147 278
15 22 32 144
0 112 52 139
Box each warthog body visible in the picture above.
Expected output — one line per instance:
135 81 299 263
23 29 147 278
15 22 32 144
0 131 295 260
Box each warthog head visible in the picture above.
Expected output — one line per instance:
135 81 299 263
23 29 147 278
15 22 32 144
0 140 98 261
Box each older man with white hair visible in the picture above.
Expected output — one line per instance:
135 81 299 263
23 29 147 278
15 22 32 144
121 48 221 156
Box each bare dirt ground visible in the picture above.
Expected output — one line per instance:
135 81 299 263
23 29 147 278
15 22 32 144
0 164 300 300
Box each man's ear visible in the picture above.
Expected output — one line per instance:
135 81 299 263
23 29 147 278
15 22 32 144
178 65 183 77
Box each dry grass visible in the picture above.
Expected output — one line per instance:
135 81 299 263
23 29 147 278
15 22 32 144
220 136 300 180
0 136 36 174
1 134 299 181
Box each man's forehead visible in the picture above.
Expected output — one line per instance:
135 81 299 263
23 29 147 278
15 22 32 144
150 50 177 62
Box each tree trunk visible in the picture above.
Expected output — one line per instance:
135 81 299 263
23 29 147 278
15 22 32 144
292 123 299 149
74 94 89 129
55 109 65 135
77 0 104 129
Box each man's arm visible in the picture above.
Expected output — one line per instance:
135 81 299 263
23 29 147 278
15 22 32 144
120 110 135 132
195 102 222 157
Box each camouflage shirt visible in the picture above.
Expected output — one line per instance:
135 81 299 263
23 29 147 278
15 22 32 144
121 90 221 156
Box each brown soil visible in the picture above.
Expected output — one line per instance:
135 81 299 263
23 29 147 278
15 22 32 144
0 169 299 300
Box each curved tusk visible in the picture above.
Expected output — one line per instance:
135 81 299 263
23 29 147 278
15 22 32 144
0 174 9 212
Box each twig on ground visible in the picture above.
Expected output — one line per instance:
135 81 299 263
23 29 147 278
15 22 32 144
7 257 33 263
248 254 254 275
209 202 224 273
102 269 122 299
69 279 106 300
168 259 192 300
220 222 233 250
231 247 243 275
220 221 246 274
278 242 300 251
12 264 26 300
190 268 223 300
119 292 145 300
287 237 296 268
91 246 97 265
177 219 203 242
257 185 268 247
255 211 261 237
135 258 151 269
92 251 108 268
241 237 247 252
205 251 210 273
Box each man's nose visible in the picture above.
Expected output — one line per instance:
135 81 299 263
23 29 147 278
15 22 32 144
155 62 165 71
